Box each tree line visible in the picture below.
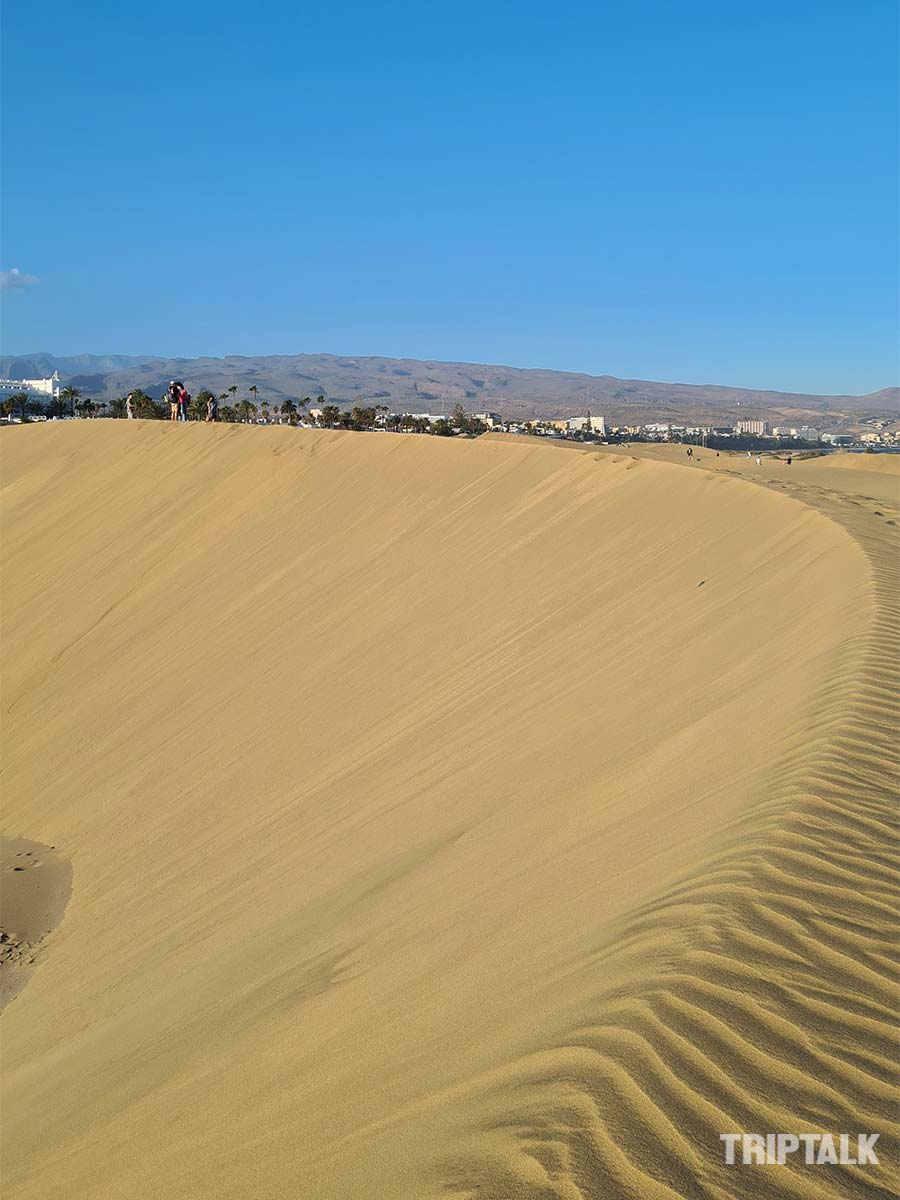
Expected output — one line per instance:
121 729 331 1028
2 387 490 436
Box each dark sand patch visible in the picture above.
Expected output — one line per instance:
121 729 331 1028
0 838 72 1011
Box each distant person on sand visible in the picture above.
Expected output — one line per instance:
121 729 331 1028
178 387 190 422
786 454 792 466
126 393 135 420
168 381 180 421
755 455 762 466
206 394 218 423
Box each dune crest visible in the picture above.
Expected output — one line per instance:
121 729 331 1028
0 423 895 1200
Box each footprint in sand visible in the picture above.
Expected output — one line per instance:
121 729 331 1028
0 838 72 1011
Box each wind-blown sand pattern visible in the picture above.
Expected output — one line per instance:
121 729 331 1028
443 449 900 1200
1 423 896 1199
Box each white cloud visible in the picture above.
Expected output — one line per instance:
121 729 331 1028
0 268 40 291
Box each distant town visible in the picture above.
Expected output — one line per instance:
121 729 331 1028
1 373 897 449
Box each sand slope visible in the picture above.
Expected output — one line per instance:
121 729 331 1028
1 424 896 1199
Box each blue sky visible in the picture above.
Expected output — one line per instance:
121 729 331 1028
2 1 897 394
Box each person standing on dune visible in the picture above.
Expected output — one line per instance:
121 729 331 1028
126 393 134 420
168 381 180 422
178 386 190 422
206 393 218 423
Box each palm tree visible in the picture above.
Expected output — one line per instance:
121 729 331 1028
235 399 257 424
130 389 158 419
351 405 377 430
249 385 259 410
227 385 239 408
261 400 270 424
191 390 216 421
60 385 81 416
4 392 29 420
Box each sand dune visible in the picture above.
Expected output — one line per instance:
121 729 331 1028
1 423 896 1199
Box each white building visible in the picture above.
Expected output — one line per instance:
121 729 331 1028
474 411 503 428
0 373 61 408
566 415 607 434
734 419 769 436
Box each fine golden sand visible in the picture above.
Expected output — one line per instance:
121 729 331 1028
1 423 897 1199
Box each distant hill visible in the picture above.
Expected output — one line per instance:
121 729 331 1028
2 351 897 425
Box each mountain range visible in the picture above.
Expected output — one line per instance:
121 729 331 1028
2 351 897 426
